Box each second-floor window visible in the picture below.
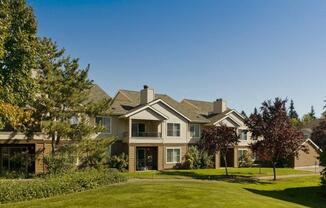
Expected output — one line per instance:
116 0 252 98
167 123 180 137
240 130 248 140
190 124 200 138
96 116 112 134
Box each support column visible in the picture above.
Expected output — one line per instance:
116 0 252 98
233 147 238 168
158 145 163 170
215 151 221 168
128 144 135 172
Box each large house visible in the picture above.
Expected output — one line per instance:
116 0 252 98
0 84 322 174
106 85 252 172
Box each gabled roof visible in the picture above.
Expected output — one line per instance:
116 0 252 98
180 99 244 126
301 139 323 153
109 90 210 123
86 84 111 103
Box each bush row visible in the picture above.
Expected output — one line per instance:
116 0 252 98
0 169 127 204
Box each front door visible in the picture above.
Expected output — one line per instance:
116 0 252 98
136 147 158 171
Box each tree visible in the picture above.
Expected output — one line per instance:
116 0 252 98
0 0 38 106
35 38 110 154
288 100 299 119
309 106 316 119
245 98 305 180
200 125 239 176
241 110 247 118
311 119 326 151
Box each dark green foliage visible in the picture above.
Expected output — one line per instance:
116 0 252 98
108 153 129 172
309 106 316 119
44 138 115 174
288 100 299 119
0 169 126 204
183 146 213 169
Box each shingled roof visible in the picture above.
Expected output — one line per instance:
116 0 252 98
109 90 210 123
86 84 111 103
180 99 237 125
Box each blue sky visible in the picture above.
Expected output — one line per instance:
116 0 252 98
29 0 326 116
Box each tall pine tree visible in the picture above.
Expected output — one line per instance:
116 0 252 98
36 38 110 153
288 100 299 119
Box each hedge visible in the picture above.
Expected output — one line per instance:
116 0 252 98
0 169 127 204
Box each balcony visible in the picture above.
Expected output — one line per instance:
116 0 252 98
132 131 162 138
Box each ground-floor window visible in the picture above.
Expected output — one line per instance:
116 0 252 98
0 145 35 175
238 149 248 162
166 148 181 163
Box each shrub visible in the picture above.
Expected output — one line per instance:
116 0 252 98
238 151 254 167
183 146 213 169
108 153 128 171
44 154 75 175
0 169 126 204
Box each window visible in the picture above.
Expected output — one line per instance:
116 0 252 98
190 124 200 138
167 123 180 137
132 123 146 137
69 116 79 125
238 149 248 162
240 130 248 140
96 116 111 133
166 148 181 163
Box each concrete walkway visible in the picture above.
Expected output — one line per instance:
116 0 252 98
257 173 319 180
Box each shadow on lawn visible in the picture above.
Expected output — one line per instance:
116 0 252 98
245 186 326 208
160 170 271 184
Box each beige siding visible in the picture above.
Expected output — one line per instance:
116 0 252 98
294 142 320 168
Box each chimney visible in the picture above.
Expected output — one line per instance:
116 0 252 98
140 85 155 104
213 98 227 114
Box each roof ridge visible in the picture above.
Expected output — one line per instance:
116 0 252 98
183 98 213 104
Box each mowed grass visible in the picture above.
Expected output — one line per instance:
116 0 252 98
3 176 325 208
124 168 312 179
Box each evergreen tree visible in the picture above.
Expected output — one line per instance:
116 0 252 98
288 100 299 119
241 110 247 118
0 0 38 106
35 38 110 153
309 105 316 119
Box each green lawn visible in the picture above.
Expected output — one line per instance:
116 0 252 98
3 175 325 208
124 168 312 179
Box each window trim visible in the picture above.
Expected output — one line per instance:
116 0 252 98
95 116 112 134
190 124 201 138
166 147 181 164
167 123 181 137
239 130 248 141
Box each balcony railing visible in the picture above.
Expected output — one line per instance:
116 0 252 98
128 131 162 138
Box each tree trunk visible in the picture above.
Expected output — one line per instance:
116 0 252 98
51 134 56 155
272 161 277 181
223 155 228 176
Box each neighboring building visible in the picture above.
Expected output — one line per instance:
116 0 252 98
0 84 110 175
293 139 322 169
106 85 251 172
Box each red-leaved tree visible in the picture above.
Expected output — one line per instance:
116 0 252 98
246 98 305 180
200 125 239 176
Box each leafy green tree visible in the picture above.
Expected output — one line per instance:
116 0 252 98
0 0 38 106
